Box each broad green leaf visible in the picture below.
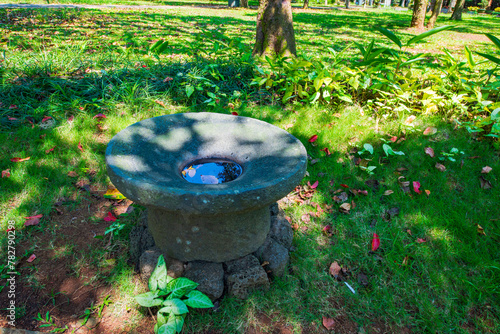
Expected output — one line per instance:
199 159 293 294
383 144 405 156
149 255 168 292
402 58 426 66
135 291 162 308
156 41 169 54
491 108 500 121
365 40 375 60
374 26 402 49
160 298 189 315
165 278 198 299
184 290 214 309
168 313 185 333
363 144 374 155
339 95 353 103
406 25 453 46
185 85 195 98
485 33 500 51
475 52 500 66
464 46 475 67
150 40 163 52
155 313 168 333
157 322 176 334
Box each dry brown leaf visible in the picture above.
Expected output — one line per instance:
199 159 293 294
404 115 416 125
322 316 335 330
329 261 342 278
425 189 431 196
402 255 409 266
67 171 78 177
481 166 492 174
477 224 486 235
479 176 492 190
339 203 351 213
383 190 394 196
425 147 435 157
435 163 446 172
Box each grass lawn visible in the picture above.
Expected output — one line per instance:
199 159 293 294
0 3 499 333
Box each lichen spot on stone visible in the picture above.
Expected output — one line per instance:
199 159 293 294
186 240 191 245
192 226 200 233
176 237 182 244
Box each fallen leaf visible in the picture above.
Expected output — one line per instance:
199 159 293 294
41 116 52 123
311 180 319 189
104 187 127 200
93 113 107 119
8 117 17 121
333 192 348 203
103 212 117 222
425 189 431 196
340 184 349 188
389 136 397 142
383 190 394 196
321 147 331 155
423 127 437 135
371 233 380 251
406 229 412 236
9 104 18 109
477 224 486 235
67 171 78 177
78 142 84 152
479 176 492 190
322 316 335 330
323 224 332 233
396 167 408 172
404 115 416 125
24 214 43 226
481 166 492 174
10 157 30 162
425 147 435 158
67 115 74 123
2 169 10 178
351 200 356 209
358 272 369 287
301 213 310 224
402 255 409 266
231 112 238 116
45 146 55 154
413 181 422 194
358 189 368 196
435 163 446 172
339 202 351 213
416 238 426 243
308 134 318 143
154 100 166 107
310 159 320 165
329 261 341 278
332 113 341 118
27 254 36 263
284 123 294 130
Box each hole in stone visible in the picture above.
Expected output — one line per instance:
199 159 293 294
181 158 243 185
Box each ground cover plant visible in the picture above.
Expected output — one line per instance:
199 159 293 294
0 3 499 333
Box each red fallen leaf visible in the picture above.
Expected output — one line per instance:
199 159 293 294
11 157 30 162
8 117 17 121
79 106 84 110
231 112 239 116
93 113 107 119
323 224 332 233
321 147 331 155
425 189 431 196
9 104 18 109
390 136 397 142
481 166 492 174
329 261 341 278
416 238 426 243
78 142 84 152
322 316 335 330
24 214 43 226
45 146 55 154
340 184 349 188
103 212 117 222
413 181 422 194
27 254 36 263
358 189 368 196
311 180 319 189
424 147 435 158
308 134 318 143
67 115 74 123
2 169 10 178
371 233 380 251
41 116 52 122
423 127 437 135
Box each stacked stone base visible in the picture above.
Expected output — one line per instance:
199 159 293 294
129 203 292 301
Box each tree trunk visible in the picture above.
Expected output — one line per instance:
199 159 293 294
488 0 493 9
241 0 249 7
428 0 436 14
450 0 465 19
346 0 350 8
427 0 443 28
449 0 457 10
253 0 297 57
303 0 309 8
410 0 428 29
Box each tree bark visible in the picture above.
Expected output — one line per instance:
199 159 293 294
346 0 350 8
427 0 443 28
241 0 249 7
410 0 428 29
428 0 436 14
303 0 309 9
449 0 457 10
450 0 465 19
253 0 297 57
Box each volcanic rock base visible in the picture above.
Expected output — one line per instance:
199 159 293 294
130 203 293 301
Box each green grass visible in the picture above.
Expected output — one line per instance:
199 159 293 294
0 4 499 333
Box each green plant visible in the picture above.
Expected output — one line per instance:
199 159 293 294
468 6 480 11
34 311 68 332
135 255 214 334
495 7 500 12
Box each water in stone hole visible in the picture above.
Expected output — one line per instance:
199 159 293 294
181 159 242 184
